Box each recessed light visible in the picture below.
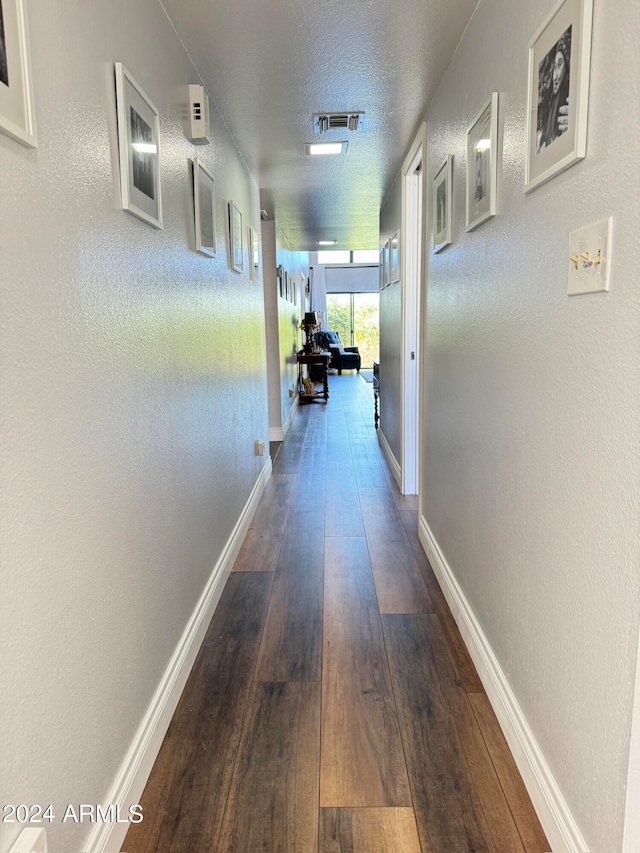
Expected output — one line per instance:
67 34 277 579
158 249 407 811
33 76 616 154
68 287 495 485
305 142 348 156
317 241 337 246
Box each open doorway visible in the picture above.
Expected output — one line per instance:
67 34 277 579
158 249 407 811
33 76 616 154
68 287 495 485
400 123 426 495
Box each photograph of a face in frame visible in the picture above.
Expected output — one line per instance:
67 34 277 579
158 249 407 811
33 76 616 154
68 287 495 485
536 25 571 152
524 0 592 193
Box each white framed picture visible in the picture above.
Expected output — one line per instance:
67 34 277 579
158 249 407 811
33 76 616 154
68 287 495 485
379 248 385 290
0 0 37 147
433 156 453 253
115 63 163 229
390 232 399 282
524 0 593 193
466 93 498 232
192 157 216 256
384 240 391 285
228 201 243 272
249 226 261 281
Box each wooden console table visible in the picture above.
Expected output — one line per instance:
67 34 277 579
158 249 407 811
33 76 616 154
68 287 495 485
373 359 379 428
297 351 330 402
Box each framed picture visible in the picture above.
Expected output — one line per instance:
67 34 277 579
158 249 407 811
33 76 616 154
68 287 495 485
390 232 399 281
115 63 163 229
0 0 37 147
524 0 593 193
378 248 385 290
249 226 261 281
384 240 391 285
433 156 453 253
192 158 216 256
466 93 498 232
277 266 284 297
228 201 243 272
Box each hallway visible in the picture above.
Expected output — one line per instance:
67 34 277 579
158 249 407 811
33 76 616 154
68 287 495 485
124 374 548 853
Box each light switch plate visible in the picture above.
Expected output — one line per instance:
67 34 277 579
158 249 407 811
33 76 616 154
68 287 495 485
568 216 613 295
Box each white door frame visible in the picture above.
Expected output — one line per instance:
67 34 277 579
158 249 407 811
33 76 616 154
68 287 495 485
400 123 427 495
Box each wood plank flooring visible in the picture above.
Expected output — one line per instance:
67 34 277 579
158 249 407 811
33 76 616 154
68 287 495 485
124 374 549 853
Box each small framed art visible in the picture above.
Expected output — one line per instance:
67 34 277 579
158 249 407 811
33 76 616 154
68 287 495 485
384 240 391 285
390 232 399 281
228 201 243 272
466 93 498 232
524 0 593 193
433 156 453 253
249 226 261 281
379 248 385 290
192 158 216 256
115 62 163 229
0 0 37 147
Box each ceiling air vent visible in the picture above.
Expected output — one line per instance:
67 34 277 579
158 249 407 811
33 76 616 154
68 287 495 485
313 112 364 134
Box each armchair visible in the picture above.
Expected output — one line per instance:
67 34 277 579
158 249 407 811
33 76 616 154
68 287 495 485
316 330 361 374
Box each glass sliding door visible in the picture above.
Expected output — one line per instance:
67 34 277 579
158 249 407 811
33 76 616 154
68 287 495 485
326 293 351 349
326 292 379 368
353 292 379 368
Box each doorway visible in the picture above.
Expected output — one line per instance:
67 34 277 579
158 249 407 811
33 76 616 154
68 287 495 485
400 123 426 495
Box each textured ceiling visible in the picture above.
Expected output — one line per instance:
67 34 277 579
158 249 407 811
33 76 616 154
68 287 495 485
161 0 479 250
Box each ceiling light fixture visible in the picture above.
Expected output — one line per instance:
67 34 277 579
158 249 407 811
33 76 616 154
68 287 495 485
305 141 348 156
317 241 337 246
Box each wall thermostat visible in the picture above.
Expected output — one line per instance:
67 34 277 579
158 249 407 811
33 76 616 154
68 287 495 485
188 84 211 145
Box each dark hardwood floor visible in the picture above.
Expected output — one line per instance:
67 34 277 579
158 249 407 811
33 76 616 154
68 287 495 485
124 373 549 853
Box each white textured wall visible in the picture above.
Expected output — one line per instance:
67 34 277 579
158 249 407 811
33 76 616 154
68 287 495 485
380 174 403 464
261 219 283 432
0 1 267 850
422 0 640 850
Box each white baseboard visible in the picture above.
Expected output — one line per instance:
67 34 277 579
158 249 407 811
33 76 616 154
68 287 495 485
378 428 402 490
84 458 273 853
269 427 284 442
418 515 589 853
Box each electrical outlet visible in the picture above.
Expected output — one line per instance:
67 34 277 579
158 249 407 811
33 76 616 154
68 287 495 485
254 439 265 456
9 828 48 853
288 388 295 397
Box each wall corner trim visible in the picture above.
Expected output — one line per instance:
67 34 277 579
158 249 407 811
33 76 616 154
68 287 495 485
378 428 402 490
418 514 590 853
84 457 273 853
282 392 299 437
269 427 285 442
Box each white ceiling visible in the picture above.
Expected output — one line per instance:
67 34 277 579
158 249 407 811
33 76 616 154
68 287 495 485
162 0 479 250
